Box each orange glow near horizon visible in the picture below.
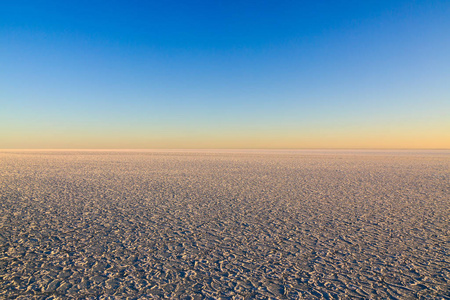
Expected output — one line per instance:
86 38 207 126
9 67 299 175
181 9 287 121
2 123 449 149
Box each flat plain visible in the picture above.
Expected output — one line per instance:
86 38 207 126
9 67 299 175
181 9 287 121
0 150 449 299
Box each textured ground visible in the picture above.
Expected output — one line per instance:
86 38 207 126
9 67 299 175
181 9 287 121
0 150 449 299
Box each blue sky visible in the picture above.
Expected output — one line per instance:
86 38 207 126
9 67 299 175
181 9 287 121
1 1 449 148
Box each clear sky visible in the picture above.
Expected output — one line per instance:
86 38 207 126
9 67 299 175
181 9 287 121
1 0 449 149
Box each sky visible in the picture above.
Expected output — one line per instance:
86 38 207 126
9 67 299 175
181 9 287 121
1 0 449 149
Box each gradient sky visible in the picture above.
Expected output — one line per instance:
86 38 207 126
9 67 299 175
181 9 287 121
1 0 449 149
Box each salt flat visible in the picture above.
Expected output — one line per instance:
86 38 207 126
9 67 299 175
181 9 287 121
0 150 449 299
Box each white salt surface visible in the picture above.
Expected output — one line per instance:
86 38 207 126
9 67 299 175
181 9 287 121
0 150 449 299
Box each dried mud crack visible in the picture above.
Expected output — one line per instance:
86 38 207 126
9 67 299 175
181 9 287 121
0 150 449 299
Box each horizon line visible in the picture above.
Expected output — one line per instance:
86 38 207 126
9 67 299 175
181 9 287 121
1 148 449 151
